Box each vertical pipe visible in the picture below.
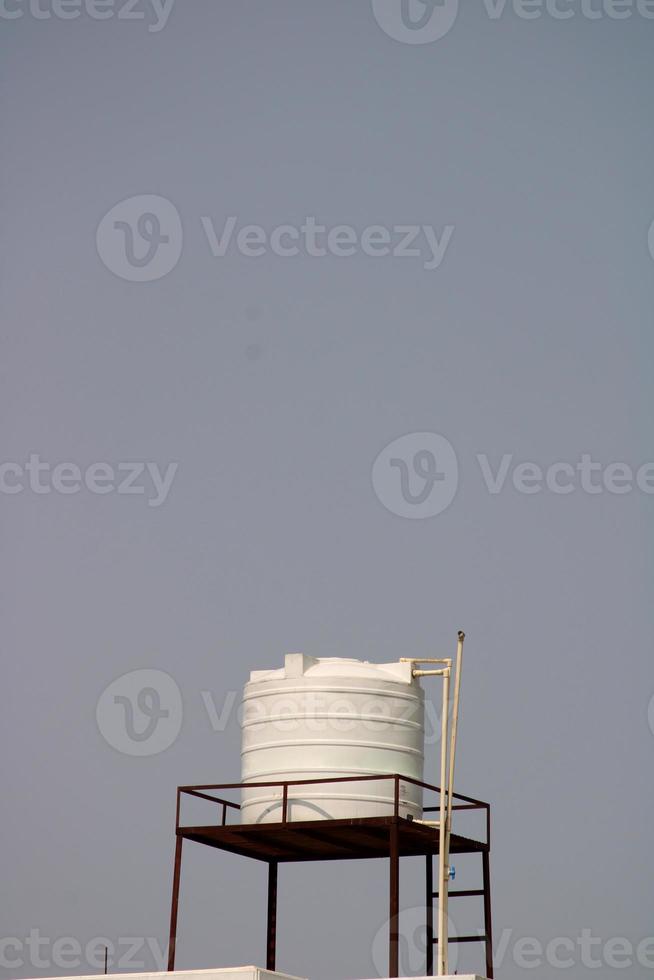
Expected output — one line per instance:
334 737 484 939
167 835 183 971
425 855 434 976
389 821 400 978
442 631 464 966
482 850 494 979
446 632 465 830
437 669 450 976
267 861 278 971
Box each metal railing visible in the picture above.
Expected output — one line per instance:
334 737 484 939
175 774 490 847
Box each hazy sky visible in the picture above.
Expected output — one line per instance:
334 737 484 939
2 2 653 980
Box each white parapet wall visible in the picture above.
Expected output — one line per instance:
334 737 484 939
23 969 487 980
23 970 305 980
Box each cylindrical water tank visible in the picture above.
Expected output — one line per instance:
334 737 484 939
240 654 424 823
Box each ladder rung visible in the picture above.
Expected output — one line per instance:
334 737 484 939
431 889 484 898
448 935 488 944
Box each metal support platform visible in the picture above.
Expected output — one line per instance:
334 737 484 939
166 775 493 978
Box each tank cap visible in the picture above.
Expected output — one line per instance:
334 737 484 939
284 652 318 677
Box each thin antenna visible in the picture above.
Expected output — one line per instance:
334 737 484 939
103 946 108 975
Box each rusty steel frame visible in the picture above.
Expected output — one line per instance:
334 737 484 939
166 774 492 979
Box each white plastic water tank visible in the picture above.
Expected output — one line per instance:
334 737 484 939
240 654 424 823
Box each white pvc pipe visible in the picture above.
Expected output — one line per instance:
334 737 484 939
402 634 466 978
436 667 450 976
441 631 464 965
446 632 464 833
398 657 453 672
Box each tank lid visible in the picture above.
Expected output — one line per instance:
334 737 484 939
247 654 416 685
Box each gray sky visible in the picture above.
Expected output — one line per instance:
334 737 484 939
2 2 653 979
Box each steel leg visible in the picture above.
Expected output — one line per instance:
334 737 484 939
267 861 278 971
482 850 493 979
389 821 400 978
167 836 184 971
426 854 434 976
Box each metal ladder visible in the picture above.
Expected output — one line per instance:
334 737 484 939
425 850 494 978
